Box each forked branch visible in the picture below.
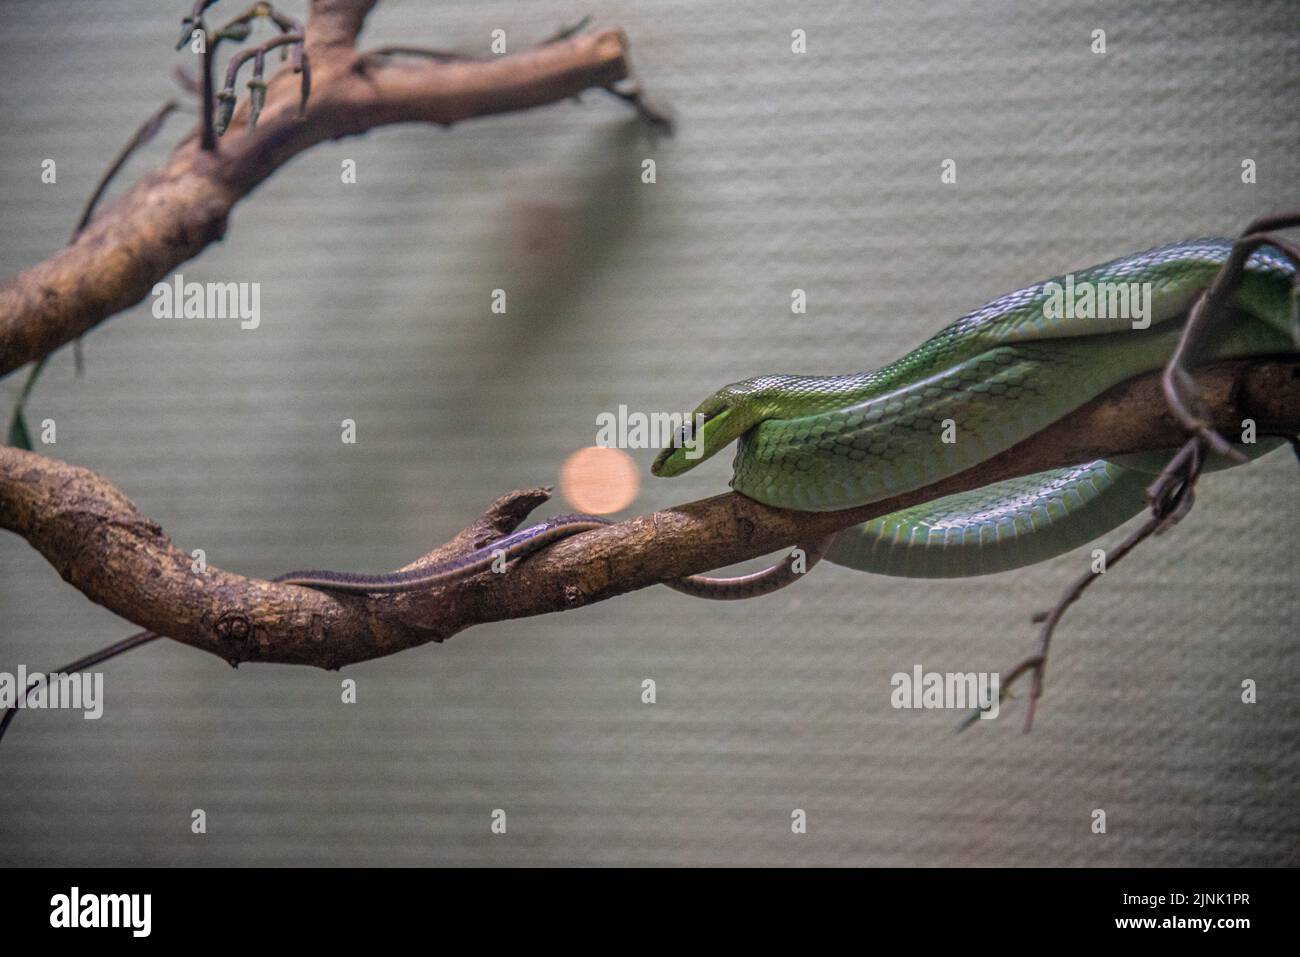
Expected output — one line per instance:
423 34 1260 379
0 0 653 377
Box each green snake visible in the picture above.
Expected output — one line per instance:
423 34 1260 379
2 235 1296 743
240 234 1300 591
651 237 1298 578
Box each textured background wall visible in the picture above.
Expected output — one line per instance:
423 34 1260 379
1 0 1297 866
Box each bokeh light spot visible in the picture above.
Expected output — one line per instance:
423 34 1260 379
559 446 640 514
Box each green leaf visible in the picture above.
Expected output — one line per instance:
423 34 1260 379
8 408 32 450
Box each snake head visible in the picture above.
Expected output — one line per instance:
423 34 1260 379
651 382 770 477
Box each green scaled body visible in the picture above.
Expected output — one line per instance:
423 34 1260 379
653 238 1297 577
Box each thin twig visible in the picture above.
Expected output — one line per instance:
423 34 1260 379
178 2 222 150
7 100 179 447
542 15 594 45
1162 212 1300 459
604 81 674 136
0 631 161 742
74 101 180 238
961 214 1300 732
981 439 1200 733
217 33 305 135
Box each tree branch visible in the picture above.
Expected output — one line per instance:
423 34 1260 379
3 358 1298 670
0 7 637 378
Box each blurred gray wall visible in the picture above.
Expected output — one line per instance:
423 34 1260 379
1 0 1297 866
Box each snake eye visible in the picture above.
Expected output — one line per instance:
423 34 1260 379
653 393 749 477
674 409 722 449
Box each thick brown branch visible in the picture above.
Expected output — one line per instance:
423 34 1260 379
0 23 633 378
3 358 1297 670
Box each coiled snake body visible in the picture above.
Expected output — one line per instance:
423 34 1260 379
652 238 1298 578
